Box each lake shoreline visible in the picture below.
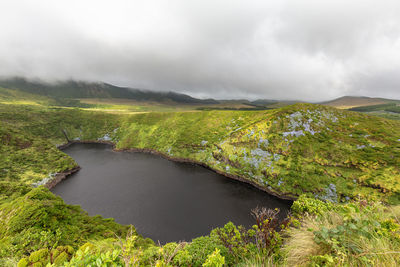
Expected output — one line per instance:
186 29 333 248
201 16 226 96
43 166 81 189
55 140 296 202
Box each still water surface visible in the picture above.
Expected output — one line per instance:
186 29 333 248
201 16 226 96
51 143 291 243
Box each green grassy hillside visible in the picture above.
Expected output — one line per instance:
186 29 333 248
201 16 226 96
349 103 400 113
0 87 56 106
115 104 400 203
322 96 399 109
0 78 219 104
2 102 400 203
2 98 400 265
348 102 400 121
0 104 122 185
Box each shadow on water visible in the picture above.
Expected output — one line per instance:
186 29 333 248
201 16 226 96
51 143 292 243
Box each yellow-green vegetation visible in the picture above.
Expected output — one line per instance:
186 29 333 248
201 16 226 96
0 87 97 108
0 87 56 106
2 89 400 265
3 101 400 203
7 195 400 266
0 123 76 184
0 104 122 184
11 206 293 266
114 104 400 204
348 102 400 121
0 185 138 266
78 98 216 113
285 196 400 266
322 96 395 109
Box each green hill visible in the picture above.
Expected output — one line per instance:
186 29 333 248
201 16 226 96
321 96 399 109
113 104 400 203
0 77 219 104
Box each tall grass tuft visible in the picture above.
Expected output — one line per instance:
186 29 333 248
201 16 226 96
284 202 400 266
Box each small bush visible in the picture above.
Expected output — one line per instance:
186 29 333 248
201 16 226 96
291 195 334 217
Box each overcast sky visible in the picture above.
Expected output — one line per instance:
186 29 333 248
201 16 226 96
1 0 400 101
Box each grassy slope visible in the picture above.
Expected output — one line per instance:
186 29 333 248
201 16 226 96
0 100 150 264
322 96 398 109
0 78 219 104
347 102 400 122
2 101 400 203
282 197 400 266
0 103 123 184
368 111 400 121
78 98 261 113
114 104 400 203
0 87 56 106
0 186 133 260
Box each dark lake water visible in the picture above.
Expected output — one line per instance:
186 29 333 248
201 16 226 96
51 143 291 243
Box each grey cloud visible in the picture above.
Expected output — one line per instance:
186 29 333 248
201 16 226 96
1 0 400 101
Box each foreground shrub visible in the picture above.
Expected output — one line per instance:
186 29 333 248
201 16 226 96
251 207 292 255
285 201 400 266
210 208 293 265
17 246 74 267
291 194 334 217
184 235 228 266
211 222 254 263
0 187 130 257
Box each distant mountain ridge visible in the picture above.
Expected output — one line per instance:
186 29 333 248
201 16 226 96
321 96 400 109
0 77 219 104
1 77 400 108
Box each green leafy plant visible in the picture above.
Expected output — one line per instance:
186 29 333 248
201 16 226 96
17 246 74 267
212 222 253 262
202 248 225 267
251 207 291 255
292 195 334 217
